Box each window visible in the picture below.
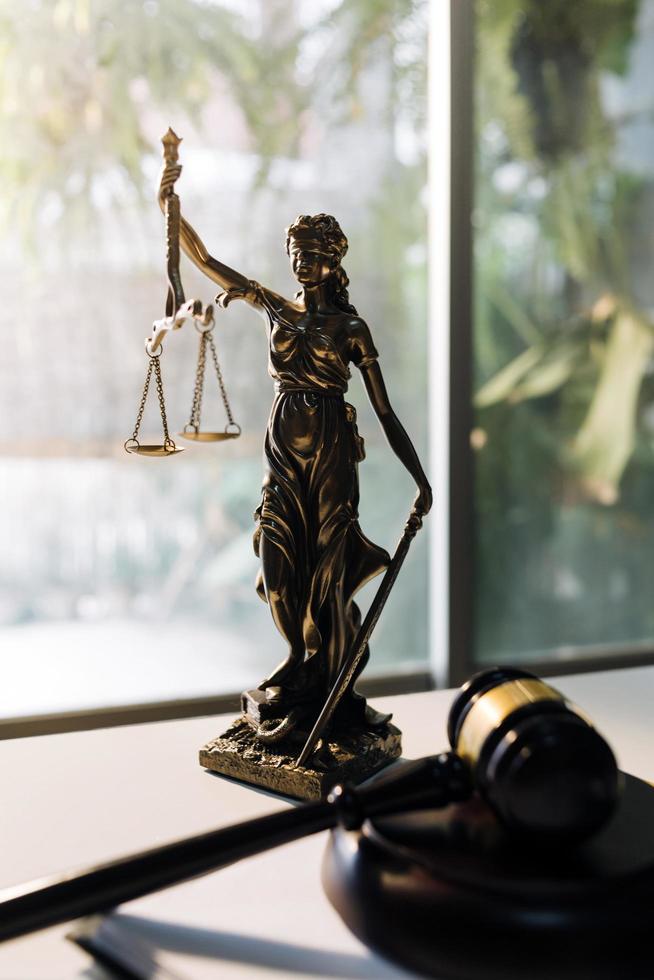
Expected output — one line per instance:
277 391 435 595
458 0 654 679
8 1 644 726
1 0 430 721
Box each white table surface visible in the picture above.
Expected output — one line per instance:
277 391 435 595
0 666 653 979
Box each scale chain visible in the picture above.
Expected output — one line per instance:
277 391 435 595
208 332 236 427
130 357 155 443
153 355 172 444
190 333 207 430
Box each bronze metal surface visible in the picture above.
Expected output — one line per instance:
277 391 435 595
179 430 240 442
296 505 423 768
456 678 562 767
124 442 184 457
156 134 432 776
199 717 402 801
126 131 239 456
124 353 181 458
162 128 185 318
181 309 240 439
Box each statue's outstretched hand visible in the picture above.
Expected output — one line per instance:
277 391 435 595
414 481 433 518
405 481 432 537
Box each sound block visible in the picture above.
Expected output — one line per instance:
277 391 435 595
323 771 654 979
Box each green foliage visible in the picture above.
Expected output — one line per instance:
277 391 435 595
0 0 430 677
570 307 654 502
320 0 427 131
0 0 266 237
473 0 654 663
476 0 650 498
0 0 427 249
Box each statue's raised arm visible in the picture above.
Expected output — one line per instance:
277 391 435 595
158 129 255 306
148 138 432 799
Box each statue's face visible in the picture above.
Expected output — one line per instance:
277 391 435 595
289 237 334 287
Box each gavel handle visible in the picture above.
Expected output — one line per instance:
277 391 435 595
0 802 331 945
0 753 470 945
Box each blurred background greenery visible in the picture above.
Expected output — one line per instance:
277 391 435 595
473 0 654 664
3 0 652 715
0 0 429 714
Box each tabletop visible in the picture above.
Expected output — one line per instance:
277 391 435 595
0 666 653 979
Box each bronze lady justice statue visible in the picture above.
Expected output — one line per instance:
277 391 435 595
159 151 432 798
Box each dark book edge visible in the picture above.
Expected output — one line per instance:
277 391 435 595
67 914 188 980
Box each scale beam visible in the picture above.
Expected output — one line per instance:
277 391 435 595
146 299 206 356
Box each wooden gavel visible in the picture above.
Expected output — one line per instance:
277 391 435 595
0 752 470 944
0 668 620 947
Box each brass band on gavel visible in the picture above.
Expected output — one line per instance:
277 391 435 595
447 667 620 842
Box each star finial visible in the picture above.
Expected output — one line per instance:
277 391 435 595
161 127 182 163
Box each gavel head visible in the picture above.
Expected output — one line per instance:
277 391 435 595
447 667 621 843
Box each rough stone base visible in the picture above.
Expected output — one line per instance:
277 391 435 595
199 717 402 801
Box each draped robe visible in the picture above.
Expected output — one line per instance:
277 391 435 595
251 284 390 708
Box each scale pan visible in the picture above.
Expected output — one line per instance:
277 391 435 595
180 423 241 442
124 441 184 457
179 430 239 442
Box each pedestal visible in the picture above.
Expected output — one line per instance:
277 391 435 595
199 712 402 801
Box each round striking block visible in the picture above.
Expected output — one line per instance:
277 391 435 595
323 772 654 980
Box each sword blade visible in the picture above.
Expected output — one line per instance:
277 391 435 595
295 511 421 769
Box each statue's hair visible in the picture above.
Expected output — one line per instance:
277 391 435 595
285 213 358 316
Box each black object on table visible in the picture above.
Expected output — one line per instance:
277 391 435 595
0 667 641 979
324 770 654 980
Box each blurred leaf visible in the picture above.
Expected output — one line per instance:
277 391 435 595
570 307 654 503
485 279 544 345
511 341 581 401
475 346 543 407
476 335 585 407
